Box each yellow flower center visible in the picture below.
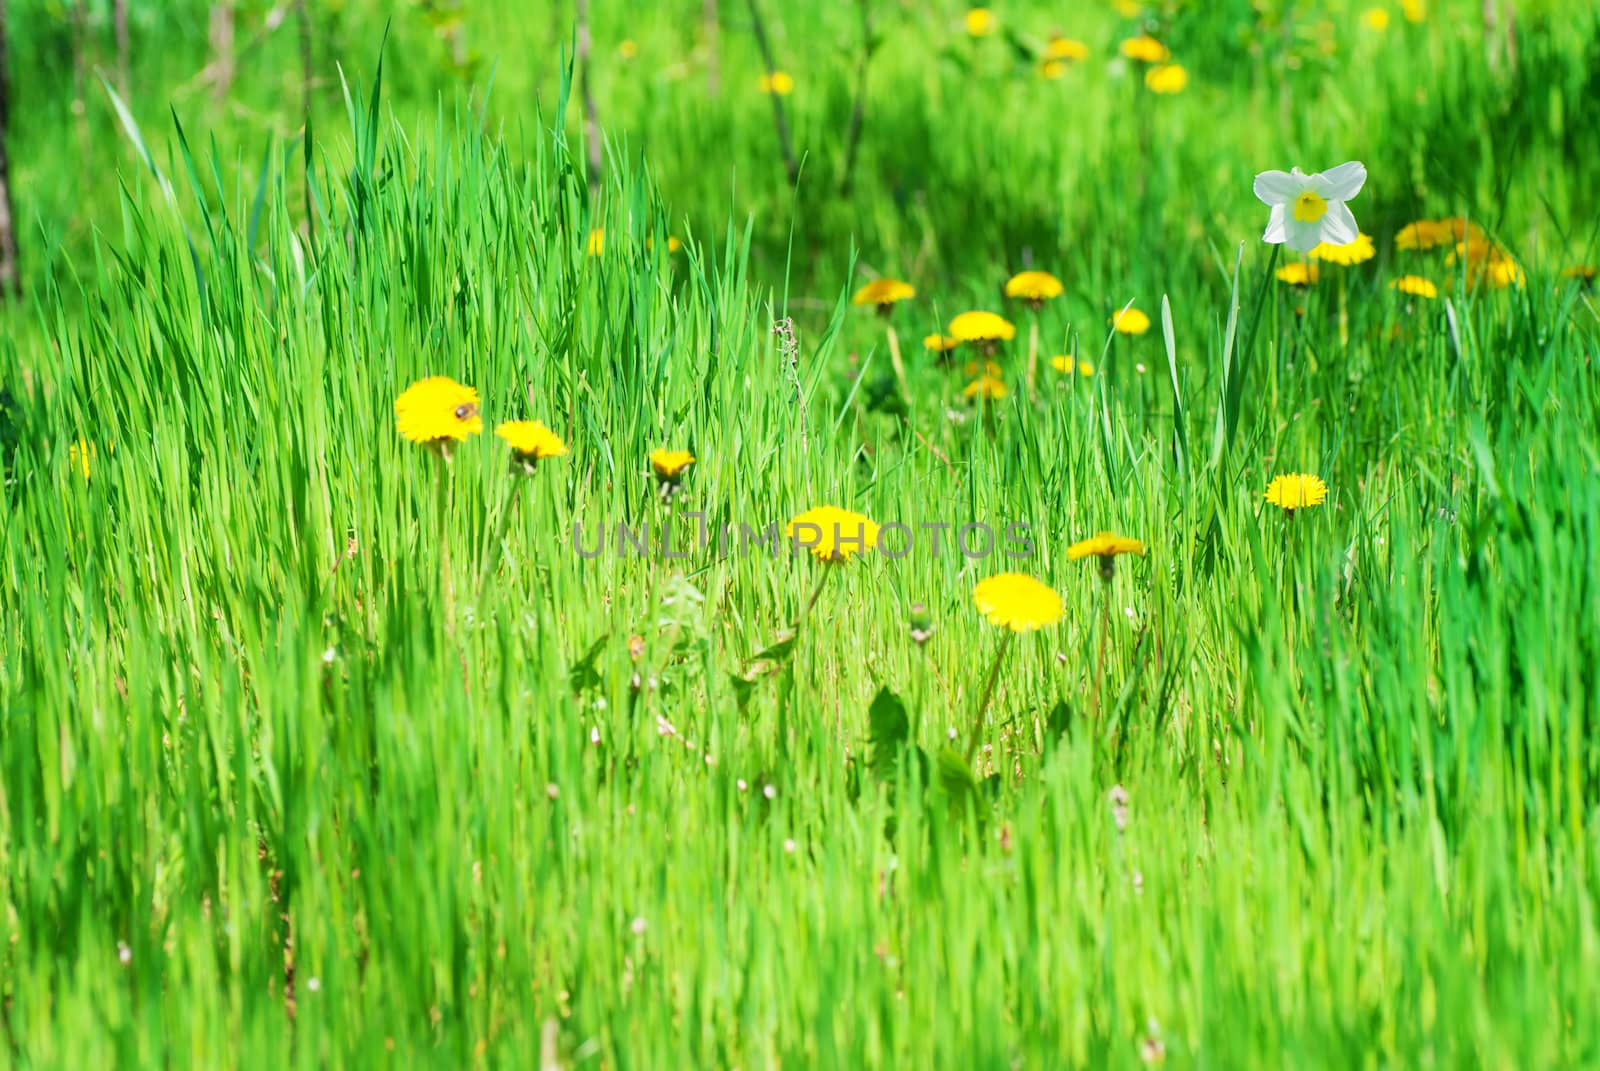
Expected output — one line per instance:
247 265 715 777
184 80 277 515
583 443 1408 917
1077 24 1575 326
1293 190 1328 222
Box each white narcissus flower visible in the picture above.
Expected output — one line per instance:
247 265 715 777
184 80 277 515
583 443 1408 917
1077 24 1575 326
1253 162 1367 252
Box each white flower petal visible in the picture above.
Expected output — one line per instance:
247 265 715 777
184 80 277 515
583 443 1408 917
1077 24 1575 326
1262 203 1288 244
1321 201 1359 246
1311 161 1366 202
1253 169 1301 206
1285 216 1323 252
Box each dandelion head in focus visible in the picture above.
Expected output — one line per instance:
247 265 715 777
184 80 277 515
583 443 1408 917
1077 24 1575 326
396 377 483 446
973 573 1064 632
1265 473 1329 514
1111 307 1151 335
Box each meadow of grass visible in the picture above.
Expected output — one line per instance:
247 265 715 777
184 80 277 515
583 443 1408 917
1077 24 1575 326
2 1 1599 1067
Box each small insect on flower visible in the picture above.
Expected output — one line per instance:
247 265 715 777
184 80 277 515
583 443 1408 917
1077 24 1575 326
852 278 915 315
1276 262 1320 287
1144 63 1187 94
496 420 568 473
1120 35 1171 63
1110 307 1151 335
786 505 880 563
948 310 1017 352
1264 473 1329 516
395 376 483 447
1068 532 1147 581
758 71 795 95
1253 161 1367 253
964 374 1009 401
1310 232 1375 265
1389 275 1438 298
964 7 996 37
1004 270 1064 308
973 573 1065 632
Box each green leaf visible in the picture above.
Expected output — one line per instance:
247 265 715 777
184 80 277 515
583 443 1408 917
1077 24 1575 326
567 634 609 694
867 687 910 781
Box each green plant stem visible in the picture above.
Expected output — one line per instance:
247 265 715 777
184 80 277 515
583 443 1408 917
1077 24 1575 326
966 630 1014 763
1093 580 1111 723
476 473 527 601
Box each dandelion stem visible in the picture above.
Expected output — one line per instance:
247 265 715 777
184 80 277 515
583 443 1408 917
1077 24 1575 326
1092 579 1111 723
434 448 455 633
967 630 1014 763
800 564 833 624
1026 317 1040 400
476 473 527 602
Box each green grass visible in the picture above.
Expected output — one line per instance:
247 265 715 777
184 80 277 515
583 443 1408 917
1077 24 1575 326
2 1 1600 1067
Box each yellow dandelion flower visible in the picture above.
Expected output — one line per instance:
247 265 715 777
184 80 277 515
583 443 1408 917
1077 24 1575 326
1361 7 1390 31
667 236 682 253
759 71 795 95
1450 240 1523 289
1396 220 1450 251
1051 354 1094 376
964 374 1009 401
1439 217 1485 243
852 277 916 311
495 420 567 463
924 334 961 352
1110 307 1150 335
396 377 483 445
786 505 879 563
1040 60 1067 80
962 359 1004 378
1389 275 1437 298
1562 265 1598 283
948 310 1017 345
1401 0 1427 21
964 8 996 37
1276 262 1320 287
618 39 639 60
68 438 99 480
1004 270 1064 303
1045 36 1090 62
1114 0 1142 14
649 449 695 480
973 573 1064 632
586 229 605 255
1120 35 1170 63
1309 232 1376 265
1068 532 1146 561
1264 473 1328 512
1144 63 1187 94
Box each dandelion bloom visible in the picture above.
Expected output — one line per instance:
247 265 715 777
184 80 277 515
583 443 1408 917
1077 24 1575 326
962 359 1003 379
1005 270 1064 304
1276 262 1320 287
1069 532 1146 581
68 439 98 480
586 229 605 256
1144 64 1187 94
1253 162 1367 253
964 374 1009 401
1361 7 1390 30
1562 266 1597 283
1396 220 1450 251
1451 240 1523 289
649 449 695 481
1389 275 1437 298
759 71 795 95
396 377 483 445
964 8 996 36
924 334 961 352
949 310 1017 346
1051 355 1094 376
786 505 879 563
1265 473 1328 513
1045 36 1090 62
1040 60 1068 80
1111 307 1151 335
496 420 567 462
1310 232 1376 265
618 39 639 59
1401 0 1426 19
973 573 1064 632
852 278 915 312
1120 35 1170 62
1439 218 1485 242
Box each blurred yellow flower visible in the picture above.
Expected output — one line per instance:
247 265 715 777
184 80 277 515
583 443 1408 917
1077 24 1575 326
964 374 1009 401
617 39 639 60
650 449 695 480
1389 275 1437 298
1450 240 1523 289
1276 262 1320 287
962 359 1003 378
1051 354 1094 376
787 505 879 563
1396 220 1450 251
1005 270 1064 303
852 277 916 310
1120 35 1170 63
1309 232 1376 265
396 377 483 445
1111 307 1150 335
924 334 961 352
1401 0 1427 21
68 439 99 480
973 573 1064 632
1144 63 1187 94
1265 473 1328 512
759 71 795 95
1040 60 1068 80
949 310 1017 345
965 8 996 36
1045 36 1090 62
587 228 605 255
1562 265 1598 283
1113 0 1142 14
1362 7 1390 31
1068 532 1146 561
496 420 568 462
